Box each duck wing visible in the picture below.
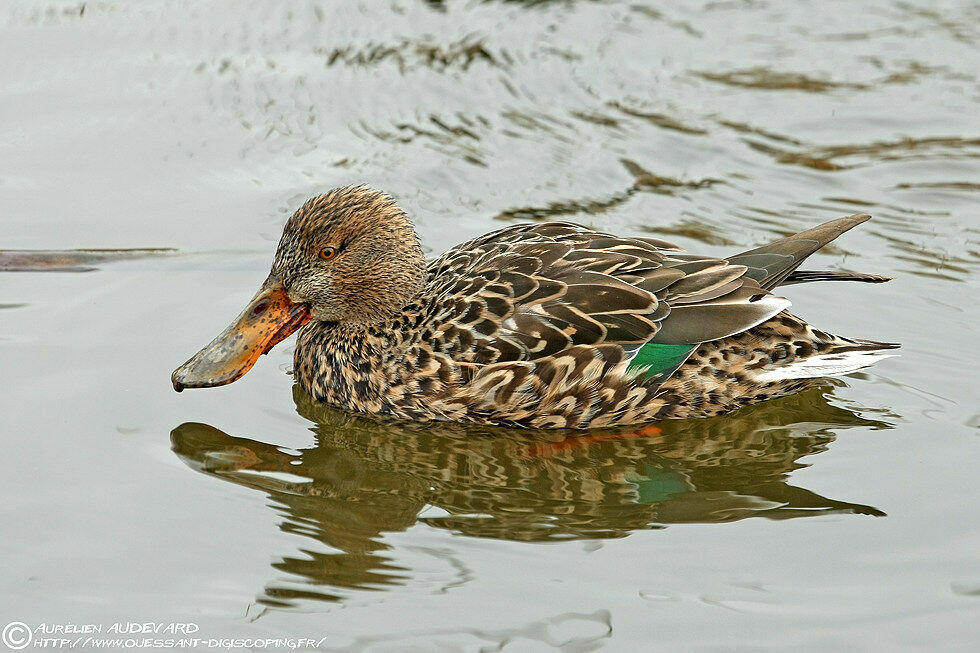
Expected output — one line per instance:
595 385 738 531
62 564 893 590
421 222 788 369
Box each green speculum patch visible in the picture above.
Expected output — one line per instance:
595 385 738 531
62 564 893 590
627 342 696 382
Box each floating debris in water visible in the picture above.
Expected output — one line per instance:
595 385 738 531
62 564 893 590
0 248 176 272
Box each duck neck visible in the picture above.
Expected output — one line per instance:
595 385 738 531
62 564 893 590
292 315 409 414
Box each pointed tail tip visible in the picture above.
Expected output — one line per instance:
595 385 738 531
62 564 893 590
853 338 901 351
824 212 872 233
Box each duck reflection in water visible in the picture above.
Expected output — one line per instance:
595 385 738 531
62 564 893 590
171 384 888 607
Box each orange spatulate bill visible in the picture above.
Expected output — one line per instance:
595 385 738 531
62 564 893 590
172 277 310 391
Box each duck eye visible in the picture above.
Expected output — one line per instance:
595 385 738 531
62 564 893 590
318 246 337 261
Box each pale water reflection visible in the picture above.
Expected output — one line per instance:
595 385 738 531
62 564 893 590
173 385 887 607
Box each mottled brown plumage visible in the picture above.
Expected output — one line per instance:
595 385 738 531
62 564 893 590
173 186 897 427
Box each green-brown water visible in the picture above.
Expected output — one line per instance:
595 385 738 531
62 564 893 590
2 1 978 650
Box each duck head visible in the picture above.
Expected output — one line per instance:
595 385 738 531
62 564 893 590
172 186 425 391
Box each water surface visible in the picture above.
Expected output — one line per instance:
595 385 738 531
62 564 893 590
2 0 978 650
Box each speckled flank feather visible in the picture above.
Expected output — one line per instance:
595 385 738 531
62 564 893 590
287 189 896 428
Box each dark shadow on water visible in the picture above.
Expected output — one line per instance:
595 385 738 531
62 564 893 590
171 385 889 607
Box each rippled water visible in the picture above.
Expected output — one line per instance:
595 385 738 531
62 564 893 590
2 1 979 649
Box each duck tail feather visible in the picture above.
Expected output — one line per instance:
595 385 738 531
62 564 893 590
781 270 893 285
727 213 873 290
754 337 899 383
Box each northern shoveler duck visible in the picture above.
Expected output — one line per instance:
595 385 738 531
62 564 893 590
172 186 896 428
